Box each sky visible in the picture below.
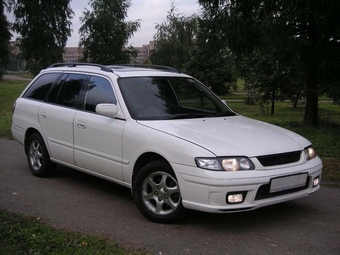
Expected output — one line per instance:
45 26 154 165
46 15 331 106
72 0 201 47
7 0 201 47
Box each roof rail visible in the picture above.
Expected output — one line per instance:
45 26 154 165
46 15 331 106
48 62 113 73
109 64 180 73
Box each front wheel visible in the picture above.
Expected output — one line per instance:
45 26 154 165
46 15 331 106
27 133 56 177
133 160 186 223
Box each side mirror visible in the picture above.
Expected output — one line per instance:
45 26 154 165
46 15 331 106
95 103 118 117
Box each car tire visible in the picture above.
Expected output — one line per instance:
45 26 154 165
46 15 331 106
133 160 186 223
27 133 56 177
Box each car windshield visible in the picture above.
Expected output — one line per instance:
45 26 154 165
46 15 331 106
118 77 236 120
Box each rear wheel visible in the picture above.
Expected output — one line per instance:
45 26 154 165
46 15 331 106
133 160 186 223
27 133 56 177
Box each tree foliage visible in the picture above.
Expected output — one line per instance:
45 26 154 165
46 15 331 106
150 1 198 71
0 0 11 79
238 50 305 114
12 0 73 75
79 0 140 64
198 0 340 125
186 8 236 95
151 1 236 95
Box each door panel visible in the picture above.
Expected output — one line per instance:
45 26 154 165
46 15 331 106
73 111 125 180
38 104 76 164
73 75 124 180
38 73 87 165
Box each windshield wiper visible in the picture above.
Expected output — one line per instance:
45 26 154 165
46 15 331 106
168 111 236 120
168 112 207 120
207 111 237 117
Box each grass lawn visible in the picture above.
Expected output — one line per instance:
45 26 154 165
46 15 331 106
0 211 146 255
0 79 29 138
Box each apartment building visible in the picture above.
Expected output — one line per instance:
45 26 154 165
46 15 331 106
11 41 154 64
130 41 155 64
62 47 83 62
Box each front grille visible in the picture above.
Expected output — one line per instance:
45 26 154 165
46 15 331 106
257 151 301 167
255 177 310 200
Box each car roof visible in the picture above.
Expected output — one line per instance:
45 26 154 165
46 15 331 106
44 63 190 78
111 68 190 78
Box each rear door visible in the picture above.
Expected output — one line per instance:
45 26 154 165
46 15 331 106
39 73 88 165
73 75 125 181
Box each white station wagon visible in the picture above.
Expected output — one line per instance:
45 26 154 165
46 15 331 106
12 63 322 223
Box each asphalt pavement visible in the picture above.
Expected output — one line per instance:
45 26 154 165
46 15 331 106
0 139 339 255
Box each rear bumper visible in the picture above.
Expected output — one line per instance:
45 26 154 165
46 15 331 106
11 123 25 146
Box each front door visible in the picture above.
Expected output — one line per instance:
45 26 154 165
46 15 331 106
73 75 125 181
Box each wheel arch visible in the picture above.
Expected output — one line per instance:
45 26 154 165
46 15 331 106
131 152 171 193
131 155 186 223
24 128 43 155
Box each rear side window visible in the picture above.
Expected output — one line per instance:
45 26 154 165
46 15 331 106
47 73 87 108
23 73 61 101
83 76 116 112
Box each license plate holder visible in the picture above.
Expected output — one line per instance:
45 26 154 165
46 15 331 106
270 173 308 193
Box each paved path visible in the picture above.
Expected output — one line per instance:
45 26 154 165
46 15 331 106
3 74 32 81
0 139 339 255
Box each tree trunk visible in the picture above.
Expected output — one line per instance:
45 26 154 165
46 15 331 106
303 2 319 126
293 90 300 108
303 71 318 126
271 88 275 115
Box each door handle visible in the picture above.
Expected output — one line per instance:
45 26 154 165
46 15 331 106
40 112 47 119
77 122 87 129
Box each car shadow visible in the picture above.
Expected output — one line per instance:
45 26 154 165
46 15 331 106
182 200 315 230
51 164 133 201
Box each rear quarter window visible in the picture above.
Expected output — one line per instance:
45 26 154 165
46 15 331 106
23 73 61 101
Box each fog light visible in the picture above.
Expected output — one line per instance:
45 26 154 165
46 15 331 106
226 192 246 204
313 177 320 187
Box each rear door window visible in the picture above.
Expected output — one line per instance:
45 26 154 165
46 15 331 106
23 73 61 101
47 73 88 108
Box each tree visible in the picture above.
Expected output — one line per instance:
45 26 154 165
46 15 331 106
150 1 198 71
0 0 11 80
151 1 236 95
198 0 340 125
79 0 140 64
237 50 305 114
186 8 236 95
12 0 73 76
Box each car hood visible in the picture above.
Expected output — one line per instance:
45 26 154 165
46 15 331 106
138 116 310 157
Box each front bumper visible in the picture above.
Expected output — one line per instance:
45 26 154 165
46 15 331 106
172 157 322 213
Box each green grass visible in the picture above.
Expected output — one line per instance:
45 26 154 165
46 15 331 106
0 79 28 138
0 211 146 255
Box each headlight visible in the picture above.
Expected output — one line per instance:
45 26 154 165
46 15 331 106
195 157 255 171
305 146 316 160
221 157 255 171
195 158 221 170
